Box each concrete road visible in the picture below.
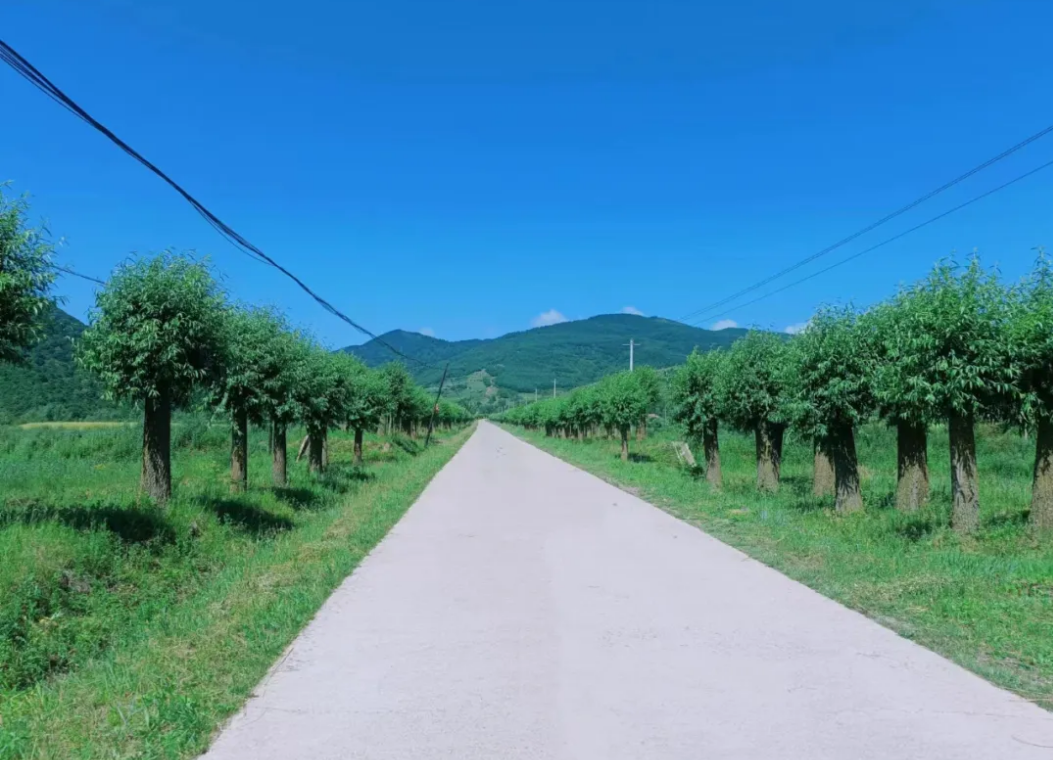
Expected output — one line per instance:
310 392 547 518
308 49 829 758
202 421 1053 760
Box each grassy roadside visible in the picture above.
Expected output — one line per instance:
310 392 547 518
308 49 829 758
503 423 1053 709
0 422 474 760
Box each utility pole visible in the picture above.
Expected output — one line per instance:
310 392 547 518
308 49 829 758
553 379 557 398
624 339 639 371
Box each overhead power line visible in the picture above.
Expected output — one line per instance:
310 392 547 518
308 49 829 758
692 157 1053 327
678 122 1053 325
52 264 106 285
0 39 431 368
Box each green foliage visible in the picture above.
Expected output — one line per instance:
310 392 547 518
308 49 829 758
718 330 788 432
0 189 57 365
871 258 1016 423
1011 254 1053 424
0 307 125 424
670 348 725 441
600 371 649 432
783 306 876 438
210 306 283 423
293 347 343 435
77 253 227 408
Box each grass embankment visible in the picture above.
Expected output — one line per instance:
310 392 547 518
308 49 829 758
506 422 1053 707
0 420 474 759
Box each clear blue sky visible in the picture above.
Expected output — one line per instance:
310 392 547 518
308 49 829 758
3 0 1053 347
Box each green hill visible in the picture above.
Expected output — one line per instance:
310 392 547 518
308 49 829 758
345 314 750 410
0 308 124 424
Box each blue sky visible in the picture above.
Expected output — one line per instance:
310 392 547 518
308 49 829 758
3 0 1053 347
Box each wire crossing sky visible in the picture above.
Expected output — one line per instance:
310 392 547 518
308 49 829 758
3 0 1053 345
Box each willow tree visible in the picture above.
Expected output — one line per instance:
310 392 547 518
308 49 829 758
671 348 726 488
784 307 875 512
600 371 649 461
876 259 1015 533
78 253 226 502
634 366 662 440
210 307 275 491
294 349 343 473
1011 255 1053 530
719 331 788 492
249 312 307 487
344 362 388 465
0 191 57 365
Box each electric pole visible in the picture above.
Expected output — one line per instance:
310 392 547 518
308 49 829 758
624 339 639 371
553 379 557 398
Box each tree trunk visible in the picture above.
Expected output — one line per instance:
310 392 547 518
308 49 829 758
1031 416 1053 531
230 408 248 492
896 420 929 512
813 438 835 498
637 418 647 441
309 432 324 474
950 412 979 534
829 422 863 513
703 418 722 490
620 427 629 461
141 388 172 504
321 430 329 469
272 421 287 487
354 427 364 466
755 420 782 493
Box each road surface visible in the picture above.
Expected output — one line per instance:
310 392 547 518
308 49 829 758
202 421 1053 759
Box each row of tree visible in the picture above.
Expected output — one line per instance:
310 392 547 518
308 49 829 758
497 368 662 460
0 192 470 504
503 257 1053 535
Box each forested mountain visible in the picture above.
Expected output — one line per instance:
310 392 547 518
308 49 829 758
345 314 749 402
0 308 124 423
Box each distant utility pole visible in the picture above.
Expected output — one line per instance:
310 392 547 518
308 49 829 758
553 379 557 398
625 339 639 371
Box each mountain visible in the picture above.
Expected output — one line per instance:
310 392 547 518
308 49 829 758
0 308 123 424
344 314 750 410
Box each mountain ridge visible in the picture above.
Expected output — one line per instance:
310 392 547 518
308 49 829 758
344 314 750 409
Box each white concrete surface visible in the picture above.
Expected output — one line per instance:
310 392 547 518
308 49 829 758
201 421 1053 759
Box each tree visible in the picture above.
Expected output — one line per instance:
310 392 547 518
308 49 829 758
1010 255 1053 530
634 366 662 440
874 258 1015 533
344 363 388 465
294 347 343 474
210 307 275 491
671 348 725 488
0 190 57 364
239 310 307 488
78 253 226 503
784 307 875 512
600 371 648 461
869 300 938 512
379 363 414 435
719 331 788 492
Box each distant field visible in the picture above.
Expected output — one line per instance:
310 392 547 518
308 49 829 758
505 421 1053 710
17 421 132 430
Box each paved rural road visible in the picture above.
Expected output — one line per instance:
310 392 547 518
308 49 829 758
202 421 1053 760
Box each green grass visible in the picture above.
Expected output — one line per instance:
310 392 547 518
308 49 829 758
0 420 474 759
505 421 1053 709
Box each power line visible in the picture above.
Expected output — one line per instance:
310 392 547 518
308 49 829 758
0 38 432 368
692 156 1053 327
52 264 106 285
678 122 1053 325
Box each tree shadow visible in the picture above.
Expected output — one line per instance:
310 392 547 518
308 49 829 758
274 487 323 511
317 464 375 494
627 453 654 463
203 498 294 537
389 436 423 456
894 512 944 543
983 509 1030 531
786 497 830 514
0 501 176 546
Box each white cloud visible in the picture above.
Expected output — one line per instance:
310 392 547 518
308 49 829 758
419 327 435 337
531 309 569 327
621 306 645 316
711 319 739 330
785 322 810 335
